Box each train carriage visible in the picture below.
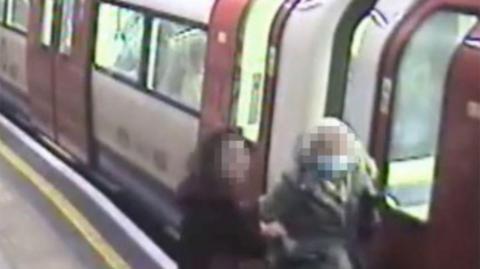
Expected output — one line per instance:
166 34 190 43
0 0 477 268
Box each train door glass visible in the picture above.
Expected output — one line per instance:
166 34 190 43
41 0 55 47
59 0 75 55
346 14 375 97
231 0 284 142
0 0 5 22
384 11 477 221
146 18 207 110
350 16 374 62
5 0 29 32
95 3 145 82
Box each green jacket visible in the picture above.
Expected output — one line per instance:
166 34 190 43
261 162 378 269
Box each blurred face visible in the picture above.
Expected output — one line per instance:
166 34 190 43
300 126 357 181
220 139 251 183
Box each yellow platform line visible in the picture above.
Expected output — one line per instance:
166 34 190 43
0 139 131 269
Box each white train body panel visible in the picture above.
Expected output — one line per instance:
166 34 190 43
0 29 28 93
118 0 215 24
343 0 418 146
92 72 199 190
267 0 354 188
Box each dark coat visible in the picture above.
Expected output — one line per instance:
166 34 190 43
178 177 265 269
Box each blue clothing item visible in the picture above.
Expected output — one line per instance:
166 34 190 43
303 155 356 182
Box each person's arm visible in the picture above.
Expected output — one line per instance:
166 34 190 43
259 178 294 239
353 158 383 239
259 177 293 222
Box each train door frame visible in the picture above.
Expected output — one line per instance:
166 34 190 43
342 0 420 147
324 0 377 117
54 0 96 164
228 0 297 204
200 0 301 211
27 0 94 163
27 0 57 139
370 1 479 161
250 0 300 198
426 24 480 269
369 0 479 268
200 0 272 201
259 0 381 191
200 0 251 137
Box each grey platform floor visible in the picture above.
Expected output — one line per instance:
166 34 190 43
0 115 175 269
0 155 107 269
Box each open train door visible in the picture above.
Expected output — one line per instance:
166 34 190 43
27 0 94 163
368 1 479 268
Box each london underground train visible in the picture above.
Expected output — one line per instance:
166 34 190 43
0 0 477 268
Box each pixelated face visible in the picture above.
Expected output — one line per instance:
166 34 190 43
300 124 357 180
304 125 356 158
220 139 251 183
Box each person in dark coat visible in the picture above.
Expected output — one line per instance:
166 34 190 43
177 129 265 269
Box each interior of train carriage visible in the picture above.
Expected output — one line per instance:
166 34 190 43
379 13 478 221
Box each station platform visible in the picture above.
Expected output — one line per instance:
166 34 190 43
0 115 177 269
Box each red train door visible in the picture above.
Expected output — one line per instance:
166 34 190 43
27 0 56 138
427 24 480 269
203 0 300 206
200 0 251 136
368 4 479 269
27 0 94 163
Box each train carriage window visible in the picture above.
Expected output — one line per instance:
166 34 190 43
146 18 207 110
95 3 145 82
59 0 75 55
231 0 284 142
5 0 29 32
346 15 375 91
41 0 55 47
0 0 5 22
385 12 477 221
350 15 374 60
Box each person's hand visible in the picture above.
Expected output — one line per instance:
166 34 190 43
260 221 288 239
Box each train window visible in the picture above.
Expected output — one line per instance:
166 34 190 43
350 16 374 60
95 3 145 82
5 0 29 32
59 0 75 55
146 18 207 110
231 0 284 142
41 0 55 47
346 16 375 91
385 12 478 221
0 0 5 22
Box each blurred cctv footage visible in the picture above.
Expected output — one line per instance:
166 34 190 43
0 0 478 269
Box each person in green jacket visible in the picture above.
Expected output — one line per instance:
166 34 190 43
260 118 380 269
